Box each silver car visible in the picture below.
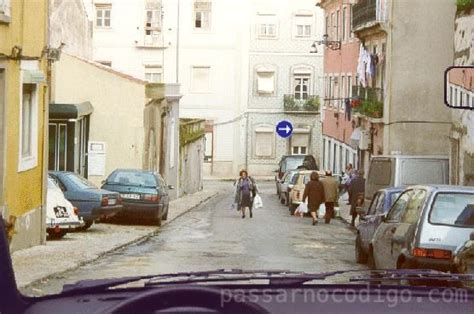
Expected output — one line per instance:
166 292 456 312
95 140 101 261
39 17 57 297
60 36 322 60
278 170 298 206
369 185 474 271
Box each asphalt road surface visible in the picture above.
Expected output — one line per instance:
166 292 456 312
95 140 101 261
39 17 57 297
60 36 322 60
25 181 365 296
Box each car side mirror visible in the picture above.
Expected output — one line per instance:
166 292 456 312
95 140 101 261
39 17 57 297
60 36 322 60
167 185 175 190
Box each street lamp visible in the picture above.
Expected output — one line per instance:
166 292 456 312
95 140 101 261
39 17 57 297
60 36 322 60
310 34 342 53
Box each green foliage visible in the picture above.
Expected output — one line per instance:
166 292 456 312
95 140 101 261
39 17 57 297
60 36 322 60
283 95 320 112
303 96 320 112
457 0 474 10
353 99 383 118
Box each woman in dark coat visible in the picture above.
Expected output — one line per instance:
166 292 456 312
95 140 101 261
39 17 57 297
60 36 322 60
234 170 257 219
302 171 326 225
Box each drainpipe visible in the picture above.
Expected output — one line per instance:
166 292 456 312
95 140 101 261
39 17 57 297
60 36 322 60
245 112 249 171
176 0 180 83
40 0 50 245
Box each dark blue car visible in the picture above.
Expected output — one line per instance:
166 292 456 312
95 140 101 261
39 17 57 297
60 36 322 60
49 171 123 230
101 169 172 226
355 187 404 264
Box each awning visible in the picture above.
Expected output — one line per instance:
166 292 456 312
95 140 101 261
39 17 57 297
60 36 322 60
49 101 94 120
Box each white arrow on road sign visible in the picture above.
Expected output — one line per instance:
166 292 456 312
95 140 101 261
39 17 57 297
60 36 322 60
278 125 291 134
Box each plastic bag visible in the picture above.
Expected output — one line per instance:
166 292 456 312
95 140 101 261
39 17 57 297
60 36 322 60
253 194 263 209
295 202 308 214
318 203 326 219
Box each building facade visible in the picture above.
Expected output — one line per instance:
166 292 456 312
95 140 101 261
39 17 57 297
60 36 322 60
450 4 474 186
243 0 324 175
0 0 49 250
319 0 360 175
320 0 455 176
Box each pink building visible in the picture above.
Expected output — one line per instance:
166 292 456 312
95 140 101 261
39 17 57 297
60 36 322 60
318 0 360 174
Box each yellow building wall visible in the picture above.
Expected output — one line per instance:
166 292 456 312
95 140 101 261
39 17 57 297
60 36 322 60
1 0 48 250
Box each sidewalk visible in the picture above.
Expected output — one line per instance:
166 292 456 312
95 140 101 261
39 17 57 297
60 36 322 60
12 189 218 290
204 176 275 182
336 193 360 228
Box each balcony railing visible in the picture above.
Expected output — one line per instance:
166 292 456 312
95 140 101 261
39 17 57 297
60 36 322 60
351 86 384 118
352 0 387 31
283 95 320 112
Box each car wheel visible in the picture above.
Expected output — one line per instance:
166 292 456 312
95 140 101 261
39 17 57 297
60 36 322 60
355 235 368 264
367 247 376 270
47 230 66 240
78 220 93 231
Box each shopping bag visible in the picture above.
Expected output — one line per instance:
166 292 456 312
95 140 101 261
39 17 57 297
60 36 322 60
295 202 308 215
253 194 263 209
318 203 326 219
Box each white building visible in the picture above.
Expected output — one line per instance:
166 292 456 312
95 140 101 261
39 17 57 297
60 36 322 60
90 0 324 177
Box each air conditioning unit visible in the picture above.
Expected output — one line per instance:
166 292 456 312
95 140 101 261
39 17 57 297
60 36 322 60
358 130 371 150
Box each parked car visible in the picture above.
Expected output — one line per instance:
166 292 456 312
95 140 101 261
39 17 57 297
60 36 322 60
101 169 173 226
274 155 318 191
355 187 404 264
368 185 474 272
454 232 474 276
46 176 84 239
278 170 298 206
49 171 123 230
365 155 449 203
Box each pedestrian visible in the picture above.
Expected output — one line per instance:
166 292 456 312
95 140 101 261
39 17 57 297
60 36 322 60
302 171 326 225
320 170 339 224
348 170 365 227
234 170 257 219
344 163 354 205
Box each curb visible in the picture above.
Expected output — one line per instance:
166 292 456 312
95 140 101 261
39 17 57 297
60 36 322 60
19 192 219 291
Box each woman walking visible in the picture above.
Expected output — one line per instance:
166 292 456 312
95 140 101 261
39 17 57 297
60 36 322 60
302 171 326 225
234 170 257 219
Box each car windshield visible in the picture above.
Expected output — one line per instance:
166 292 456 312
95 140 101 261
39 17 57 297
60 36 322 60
4 0 474 303
67 174 98 189
107 171 157 187
429 193 474 227
283 157 305 172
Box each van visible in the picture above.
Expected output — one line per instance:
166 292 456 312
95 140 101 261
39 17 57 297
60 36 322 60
365 155 449 202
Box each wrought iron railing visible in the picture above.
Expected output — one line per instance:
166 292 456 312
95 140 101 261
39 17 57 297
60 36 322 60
283 95 320 112
351 86 384 118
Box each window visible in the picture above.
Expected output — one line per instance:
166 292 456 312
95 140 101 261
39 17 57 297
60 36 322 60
342 7 347 41
256 70 275 95
255 127 274 157
0 0 10 18
95 4 111 28
367 192 381 215
325 15 328 35
331 13 335 39
145 66 162 83
204 132 213 162
336 10 340 41
194 1 211 30
294 13 313 38
450 86 453 105
258 24 276 38
466 92 470 108
387 190 413 222
291 132 309 155
19 83 38 171
347 76 352 99
375 193 386 215
294 75 310 100
401 189 427 224
349 4 353 37
144 4 161 45
429 193 474 227
191 66 211 92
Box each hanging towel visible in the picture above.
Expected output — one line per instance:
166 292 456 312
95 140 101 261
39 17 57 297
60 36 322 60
357 44 367 87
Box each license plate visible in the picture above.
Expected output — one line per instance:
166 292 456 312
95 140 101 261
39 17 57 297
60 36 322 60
54 206 69 218
108 198 117 205
120 193 140 200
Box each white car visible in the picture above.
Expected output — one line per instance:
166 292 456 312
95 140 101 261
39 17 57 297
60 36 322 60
47 176 84 239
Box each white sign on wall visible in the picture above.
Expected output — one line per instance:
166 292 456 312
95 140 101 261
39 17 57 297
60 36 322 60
88 141 106 176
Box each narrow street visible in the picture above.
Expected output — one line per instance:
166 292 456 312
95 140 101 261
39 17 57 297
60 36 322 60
25 181 364 296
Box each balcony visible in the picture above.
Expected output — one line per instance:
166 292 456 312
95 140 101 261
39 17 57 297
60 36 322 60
283 95 320 112
351 86 384 119
352 0 387 31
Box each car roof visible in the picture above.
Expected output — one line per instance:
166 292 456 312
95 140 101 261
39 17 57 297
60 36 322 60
404 184 474 193
112 168 155 174
371 155 449 160
378 187 405 193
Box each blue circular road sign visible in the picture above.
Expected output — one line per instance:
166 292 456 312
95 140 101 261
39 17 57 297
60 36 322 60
276 120 293 138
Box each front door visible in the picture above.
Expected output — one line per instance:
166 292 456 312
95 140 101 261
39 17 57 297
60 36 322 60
48 123 68 171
